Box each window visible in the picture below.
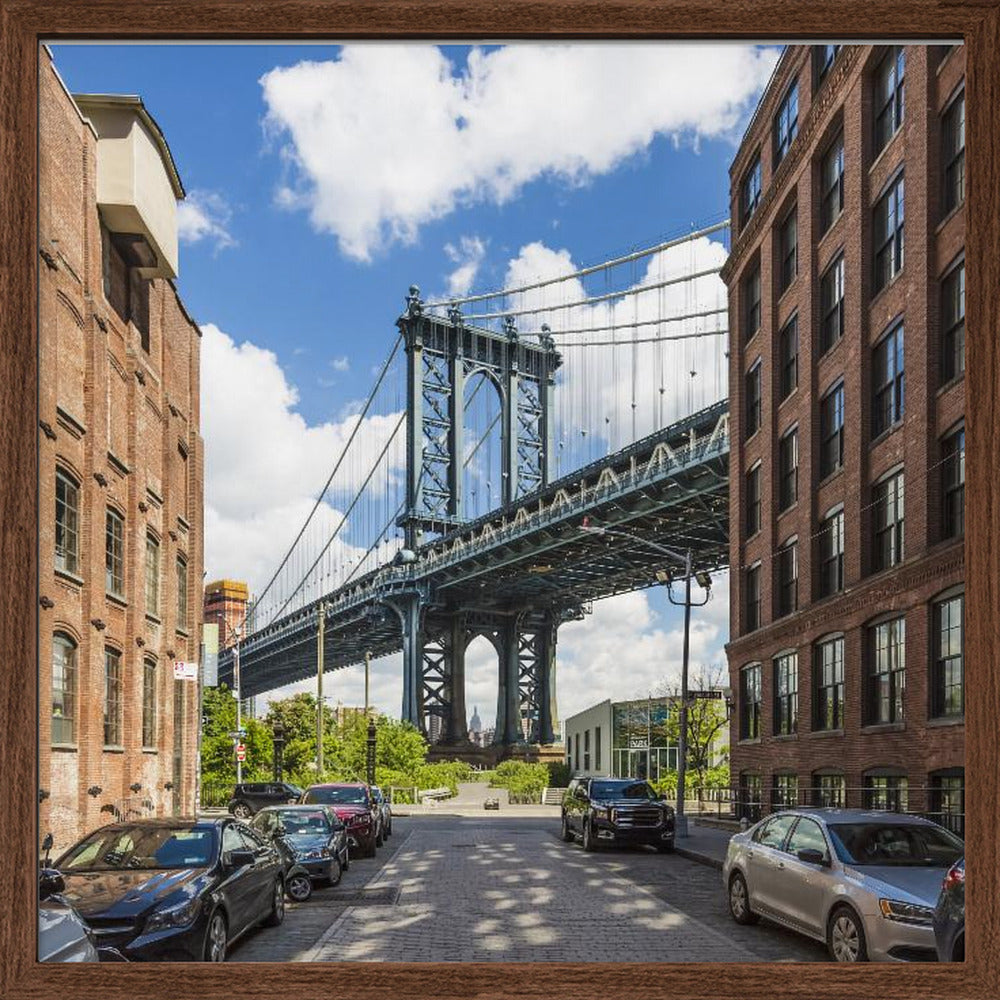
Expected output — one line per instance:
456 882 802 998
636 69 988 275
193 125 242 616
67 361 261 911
942 89 965 214
787 816 828 860
819 382 844 478
595 726 602 771
874 46 905 155
778 427 798 511
746 563 762 632
942 260 965 382
820 254 845 354
744 264 761 341
740 663 762 740
930 770 964 837
772 774 798 809
774 82 799 165
933 593 964 718
745 361 762 438
777 538 798 617
873 174 905 293
814 636 845 730
779 315 798 400
740 155 762 229
873 470 905 571
55 469 80 575
755 813 797 848
105 508 125 597
868 617 905 724
574 733 580 771
872 322 905 436
818 508 845 597
815 44 841 85
746 463 762 537
779 207 798 292
942 426 965 539
52 633 77 744
739 773 763 823
773 652 798 736
145 534 160 617
864 773 908 812
176 556 189 629
584 729 590 771
102 227 151 350
104 647 123 746
814 773 845 808
820 132 844 232
142 657 157 747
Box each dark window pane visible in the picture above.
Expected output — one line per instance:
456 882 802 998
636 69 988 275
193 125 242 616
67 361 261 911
820 133 845 232
820 383 845 478
873 174 904 294
773 652 798 735
942 427 965 539
872 323 904 436
867 618 905 724
779 429 798 511
745 362 762 438
819 509 845 597
746 465 761 537
873 471 905 571
942 90 965 214
874 46 905 155
740 156 762 228
942 262 965 383
777 540 798 617
815 636 845 730
774 83 799 164
820 255 845 354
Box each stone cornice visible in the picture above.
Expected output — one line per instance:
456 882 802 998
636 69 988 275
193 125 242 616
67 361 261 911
721 46 863 285
726 544 964 660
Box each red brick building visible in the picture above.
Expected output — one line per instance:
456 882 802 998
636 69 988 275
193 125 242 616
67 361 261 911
722 45 965 832
203 579 249 649
38 48 204 849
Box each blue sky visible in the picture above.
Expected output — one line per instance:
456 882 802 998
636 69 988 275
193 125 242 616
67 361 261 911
51 42 779 724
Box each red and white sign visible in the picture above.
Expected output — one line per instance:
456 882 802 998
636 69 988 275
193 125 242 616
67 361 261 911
235 743 246 763
173 661 198 681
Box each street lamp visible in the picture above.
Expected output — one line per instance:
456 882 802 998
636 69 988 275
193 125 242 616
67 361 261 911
272 719 286 782
581 518 711 837
366 717 377 787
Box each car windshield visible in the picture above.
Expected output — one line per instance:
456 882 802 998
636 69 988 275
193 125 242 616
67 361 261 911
827 822 964 867
589 780 657 800
58 826 216 871
303 786 368 805
284 784 303 797
275 810 330 835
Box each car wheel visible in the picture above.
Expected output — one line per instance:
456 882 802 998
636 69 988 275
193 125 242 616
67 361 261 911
342 851 350 872
376 826 384 847
728 871 758 925
204 910 228 962
364 835 377 859
263 878 285 926
286 872 312 902
827 905 868 962
329 859 343 886
385 821 392 838
560 813 574 842
231 801 252 820
582 819 597 852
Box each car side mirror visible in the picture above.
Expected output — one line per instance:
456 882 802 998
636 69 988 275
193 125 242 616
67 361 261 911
796 848 829 867
39 868 65 900
224 849 255 869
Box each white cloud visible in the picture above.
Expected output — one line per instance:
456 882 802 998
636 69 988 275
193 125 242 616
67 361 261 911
177 190 236 252
444 235 487 296
200 323 405 623
260 44 779 260
330 355 350 372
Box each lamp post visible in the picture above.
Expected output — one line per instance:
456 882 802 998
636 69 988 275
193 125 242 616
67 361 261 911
581 519 711 837
272 719 286 782
366 717 377 788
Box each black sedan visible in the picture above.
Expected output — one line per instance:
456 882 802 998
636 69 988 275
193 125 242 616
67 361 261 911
54 817 285 961
250 805 350 887
933 857 965 961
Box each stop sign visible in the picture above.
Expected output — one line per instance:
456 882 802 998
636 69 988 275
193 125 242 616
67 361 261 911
235 743 246 762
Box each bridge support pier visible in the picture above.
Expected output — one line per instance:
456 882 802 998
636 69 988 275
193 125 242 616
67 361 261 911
493 612 559 747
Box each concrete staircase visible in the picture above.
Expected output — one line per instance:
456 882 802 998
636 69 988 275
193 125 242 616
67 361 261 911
542 787 566 806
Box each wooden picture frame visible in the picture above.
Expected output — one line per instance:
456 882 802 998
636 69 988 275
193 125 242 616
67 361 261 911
1 2 997 997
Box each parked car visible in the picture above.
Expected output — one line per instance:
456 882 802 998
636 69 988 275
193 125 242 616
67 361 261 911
933 857 965 961
54 817 286 961
560 776 675 852
370 786 392 840
250 804 350 892
38 834 100 963
300 783 378 858
723 808 964 962
227 781 303 819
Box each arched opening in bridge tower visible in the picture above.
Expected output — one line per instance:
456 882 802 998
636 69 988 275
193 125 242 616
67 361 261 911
464 634 500 747
461 370 503 521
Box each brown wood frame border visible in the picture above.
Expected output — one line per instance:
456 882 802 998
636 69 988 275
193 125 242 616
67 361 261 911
1 2 996 998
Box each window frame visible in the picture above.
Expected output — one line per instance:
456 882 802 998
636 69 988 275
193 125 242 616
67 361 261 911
105 507 125 598
941 258 965 384
103 646 124 747
176 554 189 630
941 424 965 540
773 650 799 737
744 263 762 342
778 425 799 512
873 46 906 156
814 635 845 731
819 380 845 479
873 468 905 572
779 314 799 401
867 616 906 725
55 468 80 576
942 86 965 216
740 662 762 740
142 655 158 748
818 506 845 598
745 562 762 633
746 462 762 538
740 154 762 229
814 772 845 808
873 172 905 294
820 253 845 355
863 772 909 812
932 592 964 719
773 81 799 165
145 532 161 618
872 321 905 438
52 632 77 745
777 536 799 618
814 45 841 87
745 360 762 439
820 131 845 233
778 205 798 293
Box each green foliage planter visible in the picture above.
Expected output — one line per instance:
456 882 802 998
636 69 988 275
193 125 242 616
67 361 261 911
489 760 549 797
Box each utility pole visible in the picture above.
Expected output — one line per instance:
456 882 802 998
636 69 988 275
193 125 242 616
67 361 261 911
234 630 242 785
317 601 326 776
364 650 371 716
676 549 693 838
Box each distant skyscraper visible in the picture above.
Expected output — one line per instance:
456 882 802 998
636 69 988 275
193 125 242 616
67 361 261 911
469 705 483 745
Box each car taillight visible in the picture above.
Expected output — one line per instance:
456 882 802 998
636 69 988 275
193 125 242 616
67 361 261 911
943 863 965 892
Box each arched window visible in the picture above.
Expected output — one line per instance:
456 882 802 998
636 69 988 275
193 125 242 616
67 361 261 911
142 656 157 748
55 469 80 575
52 632 77 744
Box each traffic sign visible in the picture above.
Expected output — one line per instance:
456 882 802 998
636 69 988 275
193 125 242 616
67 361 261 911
687 690 724 700
235 743 246 763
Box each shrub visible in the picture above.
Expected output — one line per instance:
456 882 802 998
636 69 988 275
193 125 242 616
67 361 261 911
490 760 549 795
545 760 571 788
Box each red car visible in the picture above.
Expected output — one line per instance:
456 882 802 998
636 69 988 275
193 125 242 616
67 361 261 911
300 783 378 858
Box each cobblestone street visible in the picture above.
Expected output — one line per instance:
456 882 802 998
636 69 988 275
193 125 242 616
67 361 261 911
231 816 826 963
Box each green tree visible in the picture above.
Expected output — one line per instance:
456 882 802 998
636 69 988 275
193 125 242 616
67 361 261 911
200 684 273 786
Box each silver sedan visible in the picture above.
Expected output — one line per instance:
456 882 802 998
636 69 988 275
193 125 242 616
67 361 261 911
722 808 964 962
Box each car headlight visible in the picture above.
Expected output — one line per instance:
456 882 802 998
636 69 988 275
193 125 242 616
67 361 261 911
296 848 332 860
144 896 202 933
592 807 611 821
348 815 370 827
878 898 935 925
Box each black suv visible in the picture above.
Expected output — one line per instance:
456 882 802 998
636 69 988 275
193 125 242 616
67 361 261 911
227 782 303 819
561 776 675 852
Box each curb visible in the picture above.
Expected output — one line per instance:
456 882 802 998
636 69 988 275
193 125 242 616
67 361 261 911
674 846 724 871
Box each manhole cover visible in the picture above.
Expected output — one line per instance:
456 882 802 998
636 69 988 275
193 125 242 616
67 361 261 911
324 885 401 905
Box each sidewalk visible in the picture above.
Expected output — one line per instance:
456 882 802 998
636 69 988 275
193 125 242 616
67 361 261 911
673 820 734 870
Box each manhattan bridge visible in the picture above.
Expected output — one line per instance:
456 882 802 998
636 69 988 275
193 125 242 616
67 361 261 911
220 219 733 749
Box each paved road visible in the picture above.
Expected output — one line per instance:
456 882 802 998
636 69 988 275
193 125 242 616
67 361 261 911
231 815 827 963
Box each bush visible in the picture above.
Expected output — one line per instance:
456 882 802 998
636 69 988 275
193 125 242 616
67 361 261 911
490 760 549 796
545 760 571 788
